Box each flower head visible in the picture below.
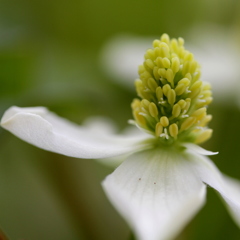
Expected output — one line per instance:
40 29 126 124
1 34 240 240
131 34 212 145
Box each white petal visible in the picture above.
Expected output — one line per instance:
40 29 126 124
100 35 151 88
98 126 152 168
221 175 240 225
183 143 218 155
188 150 240 226
102 149 206 240
1 106 149 159
187 24 240 101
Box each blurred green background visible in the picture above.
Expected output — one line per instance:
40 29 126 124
0 0 240 239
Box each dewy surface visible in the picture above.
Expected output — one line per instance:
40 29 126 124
131 33 213 145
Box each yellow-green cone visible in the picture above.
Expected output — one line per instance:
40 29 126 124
131 34 213 145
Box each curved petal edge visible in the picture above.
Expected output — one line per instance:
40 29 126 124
190 152 240 227
1 106 148 159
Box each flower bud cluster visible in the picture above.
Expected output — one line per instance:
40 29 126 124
131 34 213 144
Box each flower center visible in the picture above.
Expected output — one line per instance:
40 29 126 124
131 34 213 145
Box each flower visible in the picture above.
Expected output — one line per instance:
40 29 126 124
1 34 240 240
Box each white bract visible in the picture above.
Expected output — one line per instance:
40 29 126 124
1 34 240 240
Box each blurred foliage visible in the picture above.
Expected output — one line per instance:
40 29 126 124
0 0 240 239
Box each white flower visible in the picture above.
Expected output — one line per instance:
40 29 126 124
1 34 240 240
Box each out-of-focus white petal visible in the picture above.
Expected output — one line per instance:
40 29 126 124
1 106 149 159
102 149 206 240
81 116 118 135
187 25 240 102
220 175 240 225
100 35 150 88
188 149 240 226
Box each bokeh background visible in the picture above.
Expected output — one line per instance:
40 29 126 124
0 0 240 239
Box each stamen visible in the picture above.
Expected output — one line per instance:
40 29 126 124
158 98 166 105
169 123 178 138
160 116 169 127
149 102 158 118
138 112 148 117
160 128 169 139
181 110 189 118
198 99 206 103
185 87 191 93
